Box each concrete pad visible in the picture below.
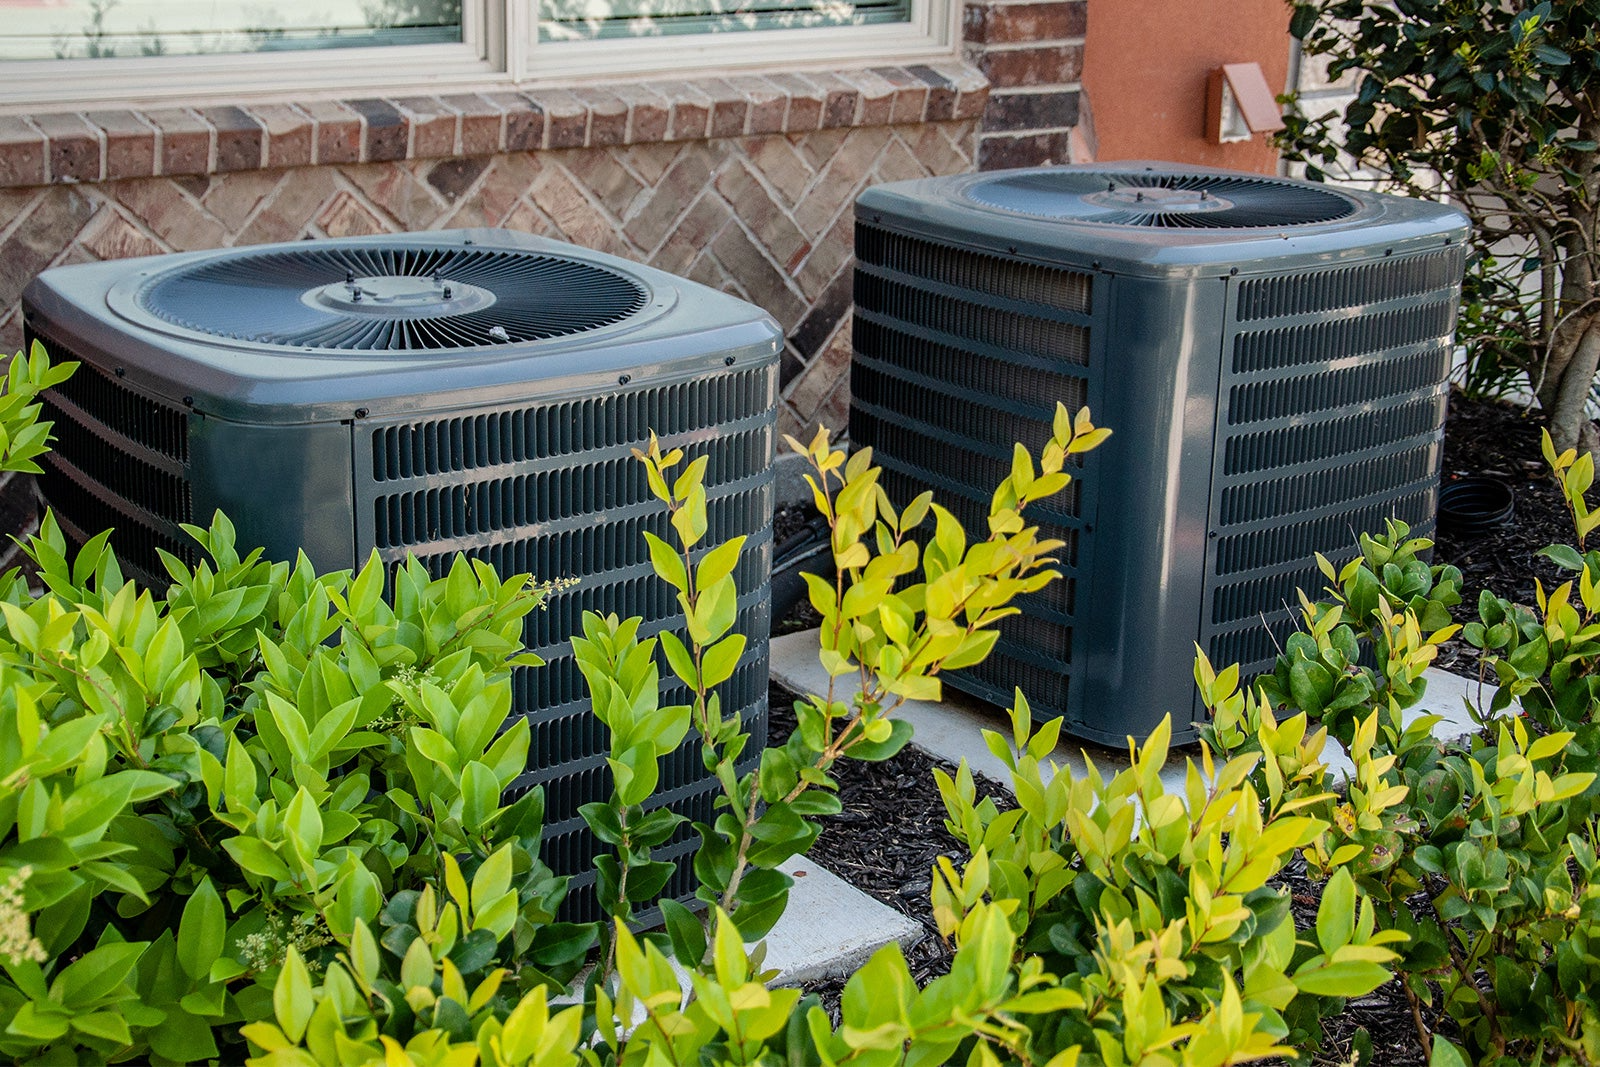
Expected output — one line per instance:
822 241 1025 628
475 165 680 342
770 629 1503 796
761 857 923 987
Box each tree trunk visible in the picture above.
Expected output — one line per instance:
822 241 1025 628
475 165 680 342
1545 309 1600 459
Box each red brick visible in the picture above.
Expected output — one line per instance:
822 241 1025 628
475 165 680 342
533 89 589 149
199 106 264 172
483 92 544 153
975 43 1084 89
909 65 958 121
964 0 1085 44
0 121 46 189
396 97 459 158
977 129 1071 169
809 72 861 129
299 101 361 165
872 67 930 124
663 82 713 142
444 94 505 156
700 79 748 139
574 88 629 147
345 100 405 164
34 112 102 183
766 74 824 132
612 85 670 144
954 83 991 122
837 69 897 127
87 111 155 181
247 104 314 169
729 76 788 136
984 89 1080 131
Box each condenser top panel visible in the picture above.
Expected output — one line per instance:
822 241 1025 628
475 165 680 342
22 229 781 423
856 162 1470 278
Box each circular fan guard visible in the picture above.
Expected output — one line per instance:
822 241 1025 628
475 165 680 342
964 170 1359 228
137 245 650 351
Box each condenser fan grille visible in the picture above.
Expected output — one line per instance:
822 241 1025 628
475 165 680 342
137 246 650 351
965 170 1359 228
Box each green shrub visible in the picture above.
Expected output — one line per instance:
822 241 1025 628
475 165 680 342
1200 472 1600 1063
0 339 1400 1067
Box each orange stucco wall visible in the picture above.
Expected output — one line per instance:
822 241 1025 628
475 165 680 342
1080 0 1292 173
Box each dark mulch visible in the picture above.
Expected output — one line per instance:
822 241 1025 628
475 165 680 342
1432 394 1598 679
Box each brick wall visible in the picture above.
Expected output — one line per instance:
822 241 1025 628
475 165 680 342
965 0 1091 168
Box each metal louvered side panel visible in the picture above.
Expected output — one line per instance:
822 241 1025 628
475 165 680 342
1201 246 1464 682
849 222 1100 724
27 328 196 588
356 365 778 923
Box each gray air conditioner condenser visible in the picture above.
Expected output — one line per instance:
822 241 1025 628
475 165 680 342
850 164 1469 745
22 228 781 920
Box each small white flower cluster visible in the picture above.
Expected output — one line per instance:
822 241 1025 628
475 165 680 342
0 866 46 966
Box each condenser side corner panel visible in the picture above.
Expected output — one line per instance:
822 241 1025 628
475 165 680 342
1064 272 1228 747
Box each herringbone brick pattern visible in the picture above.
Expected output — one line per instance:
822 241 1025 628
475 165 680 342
0 121 978 442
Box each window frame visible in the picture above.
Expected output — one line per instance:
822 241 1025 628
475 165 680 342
0 0 956 110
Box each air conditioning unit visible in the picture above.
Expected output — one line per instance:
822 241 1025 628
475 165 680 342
851 164 1468 745
22 229 781 919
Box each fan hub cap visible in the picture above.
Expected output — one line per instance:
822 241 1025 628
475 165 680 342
305 275 497 318
1082 186 1233 213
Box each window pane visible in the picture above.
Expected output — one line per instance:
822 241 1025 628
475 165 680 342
1 0 461 61
539 0 910 41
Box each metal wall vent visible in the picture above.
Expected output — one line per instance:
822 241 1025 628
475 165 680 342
136 245 649 351
23 229 781 922
852 163 1468 745
964 169 1360 228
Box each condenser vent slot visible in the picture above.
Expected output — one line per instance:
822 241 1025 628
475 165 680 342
1214 487 1435 576
1227 346 1448 425
407 487 770 583
963 650 1069 715
1232 300 1457 374
854 364 1069 457
1212 564 1327 626
855 225 1093 313
853 319 1089 411
39 411 193 525
1237 247 1466 320
373 426 770 548
855 274 1090 365
1208 616 1298 674
372 369 772 480
1223 394 1445 476
857 412 1081 524
36 345 189 463
1219 442 1437 526
37 466 197 578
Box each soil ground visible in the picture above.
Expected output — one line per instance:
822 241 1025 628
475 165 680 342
767 394 1580 1064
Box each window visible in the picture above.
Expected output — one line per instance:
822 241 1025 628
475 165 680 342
0 0 954 108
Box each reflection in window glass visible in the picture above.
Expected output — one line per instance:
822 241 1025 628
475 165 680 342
1 0 462 61
540 0 910 41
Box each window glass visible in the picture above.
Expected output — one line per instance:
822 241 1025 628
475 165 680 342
539 0 911 42
2 0 462 60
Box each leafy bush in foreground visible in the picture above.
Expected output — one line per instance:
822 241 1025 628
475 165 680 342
1 339 1408 1066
